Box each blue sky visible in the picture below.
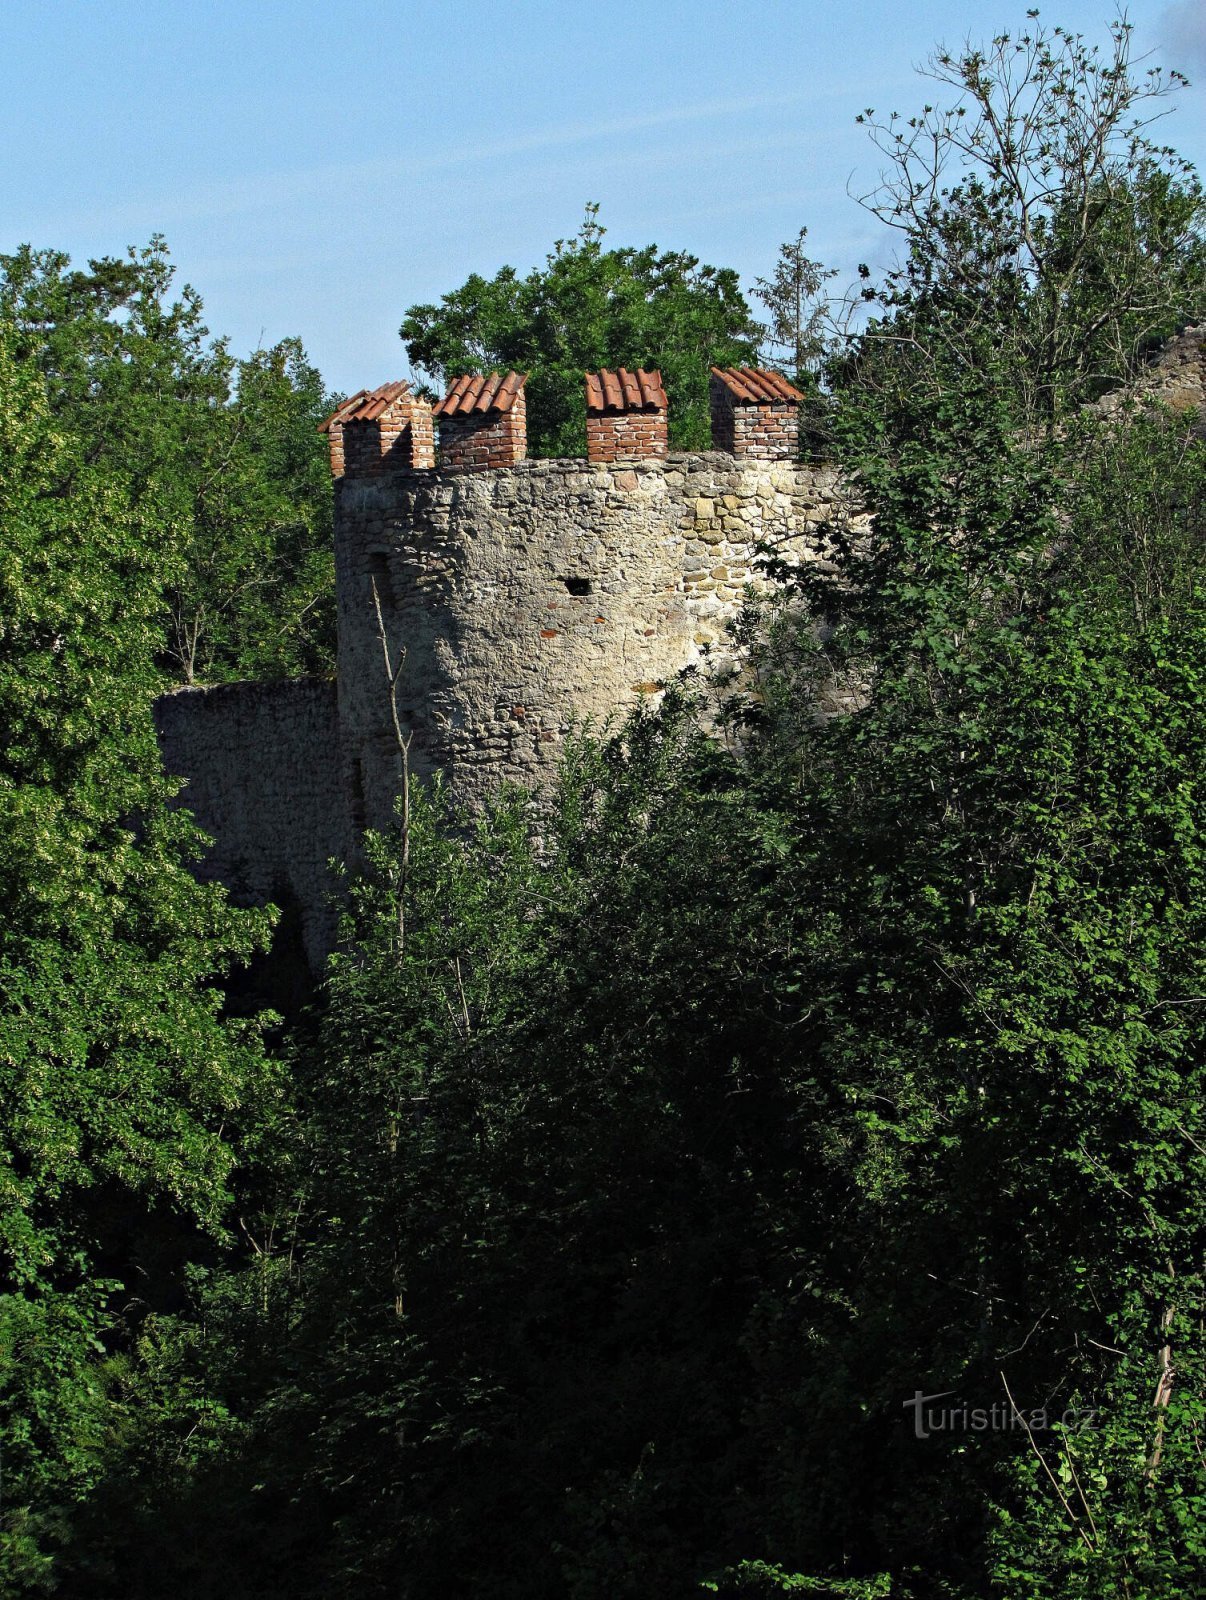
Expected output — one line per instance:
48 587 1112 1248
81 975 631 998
4 1 1204 396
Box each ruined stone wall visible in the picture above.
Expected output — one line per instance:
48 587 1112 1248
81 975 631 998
1135 324 1206 423
335 452 850 827
153 678 347 965
155 452 854 965
1095 324 1206 429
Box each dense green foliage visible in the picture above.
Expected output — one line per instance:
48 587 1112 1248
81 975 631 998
0 321 280 1585
0 239 337 683
43 382 1206 1598
400 205 760 456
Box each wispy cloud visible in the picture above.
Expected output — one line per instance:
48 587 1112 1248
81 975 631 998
20 92 816 239
1160 1 1206 75
15 73 914 246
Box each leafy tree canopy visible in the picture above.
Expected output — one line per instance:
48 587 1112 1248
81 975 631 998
0 238 337 683
0 319 279 1583
400 204 761 456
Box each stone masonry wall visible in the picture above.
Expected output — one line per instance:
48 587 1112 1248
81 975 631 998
1132 324 1205 417
154 678 347 965
335 453 851 827
156 452 857 965
1094 324 1206 430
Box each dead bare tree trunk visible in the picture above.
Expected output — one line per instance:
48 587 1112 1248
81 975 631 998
371 574 412 959
1147 1287 1177 1480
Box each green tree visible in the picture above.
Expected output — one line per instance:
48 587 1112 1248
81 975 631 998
740 310 1206 1592
0 239 337 683
0 321 277 1586
400 204 760 456
851 16 1206 421
164 338 337 684
752 227 837 381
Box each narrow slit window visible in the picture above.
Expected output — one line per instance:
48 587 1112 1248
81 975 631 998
368 552 395 608
348 756 367 831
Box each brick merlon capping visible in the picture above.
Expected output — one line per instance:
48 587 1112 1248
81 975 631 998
319 380 414 431
709 367 803 460
435 372 528 471
710 367 804 404
317 381 434 476
585 368 668 413
434 371 528 416
585 368 669 463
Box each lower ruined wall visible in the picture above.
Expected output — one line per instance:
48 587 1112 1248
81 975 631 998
335 452 858 829
154 678 348 966
1094 324 1206 428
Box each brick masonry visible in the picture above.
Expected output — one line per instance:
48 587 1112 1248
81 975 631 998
586 408 669 462
323 385 436 477
438 388 528 471
343 403 436 475
709 376 800 460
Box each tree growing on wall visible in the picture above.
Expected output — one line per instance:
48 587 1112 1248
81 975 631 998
752 225 837 382
399 204 761 456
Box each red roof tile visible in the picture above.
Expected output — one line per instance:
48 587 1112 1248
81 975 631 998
318 380 413 433
585 368 667 413
710 367 804 404
433 371 528 417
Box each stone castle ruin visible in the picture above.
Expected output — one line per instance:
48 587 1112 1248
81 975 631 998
155 330 1206 965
